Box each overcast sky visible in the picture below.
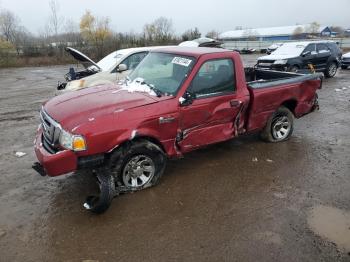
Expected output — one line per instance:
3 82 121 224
1 0 349 35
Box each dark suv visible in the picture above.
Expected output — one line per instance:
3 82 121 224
257 41 342 78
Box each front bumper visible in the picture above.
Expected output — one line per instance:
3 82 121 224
34 130 77 177
341 60 350 66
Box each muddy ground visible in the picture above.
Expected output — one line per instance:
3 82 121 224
0 55 349 262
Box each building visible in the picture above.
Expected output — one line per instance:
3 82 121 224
219 24 333 41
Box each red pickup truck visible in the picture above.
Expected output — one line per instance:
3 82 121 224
33 47 322 213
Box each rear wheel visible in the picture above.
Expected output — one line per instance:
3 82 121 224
261 106 294 143
325 62 338 78
341 65 348 70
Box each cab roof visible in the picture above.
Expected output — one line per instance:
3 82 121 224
150 46 234 58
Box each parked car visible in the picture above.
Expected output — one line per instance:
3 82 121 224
240 48 256 54
57 47 122 89
341 52 350 69
33 47 322 213
257 41 342 77
179 37 223 48
58 46 169 92
266 43 283 54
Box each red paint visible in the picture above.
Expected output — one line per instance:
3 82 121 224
34 48 321 177
34 130 77 176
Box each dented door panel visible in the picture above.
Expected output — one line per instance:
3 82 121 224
178 94 244 152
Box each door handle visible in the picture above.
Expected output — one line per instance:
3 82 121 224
230 100 242 108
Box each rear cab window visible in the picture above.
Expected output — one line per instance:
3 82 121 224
188 58 235 98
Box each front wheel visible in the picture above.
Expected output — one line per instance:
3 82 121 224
260 106 294 143
288 65 299 73
324 62 338 78
110 140 167 192
341 65 348 70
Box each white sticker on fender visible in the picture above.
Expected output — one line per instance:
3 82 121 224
172 57 192 67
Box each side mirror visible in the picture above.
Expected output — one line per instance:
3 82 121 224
302 51 311 57
117 64 128 72
179 91 196 106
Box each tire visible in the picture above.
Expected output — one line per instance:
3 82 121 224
109 140 167 192
341 65 348 70
84 170 115 214
289 65 299 73
324 62 338 78
260 106 294 143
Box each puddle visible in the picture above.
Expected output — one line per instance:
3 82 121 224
307 205 350 252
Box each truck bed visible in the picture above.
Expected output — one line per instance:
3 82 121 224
245 67 322 89
244 68 322 133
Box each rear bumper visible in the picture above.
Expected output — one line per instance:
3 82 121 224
34 130 77 177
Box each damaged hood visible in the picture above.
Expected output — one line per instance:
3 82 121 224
44 84 158 130
66 47 101 71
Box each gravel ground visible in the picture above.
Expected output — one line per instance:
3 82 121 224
0 55 349 262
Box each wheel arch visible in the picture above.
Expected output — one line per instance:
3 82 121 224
326 58 339 66
108 134 166 156
281 99 298 115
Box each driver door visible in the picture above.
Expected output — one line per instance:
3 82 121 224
301 44 317 69
177 58 244 153
315 43 331 70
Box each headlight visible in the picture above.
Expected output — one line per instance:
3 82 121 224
59 129 87 151
66 79 85 90
274 59 288 65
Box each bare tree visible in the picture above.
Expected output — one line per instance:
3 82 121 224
144 17 174 44
292 26 304 40
307 22 320 35
143 23 156 43
63 19 81 44
0 9 19 42
206 30 220 39
48 0 64 38
181 27 201 41
12 25 31 54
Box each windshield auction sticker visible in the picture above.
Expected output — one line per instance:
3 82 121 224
172 57 192 67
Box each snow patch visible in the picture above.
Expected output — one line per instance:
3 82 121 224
15 152 26 157
120 78 157 96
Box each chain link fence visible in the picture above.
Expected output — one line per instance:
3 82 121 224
221 38 350 52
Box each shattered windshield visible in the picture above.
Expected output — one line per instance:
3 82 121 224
128 52 195 95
